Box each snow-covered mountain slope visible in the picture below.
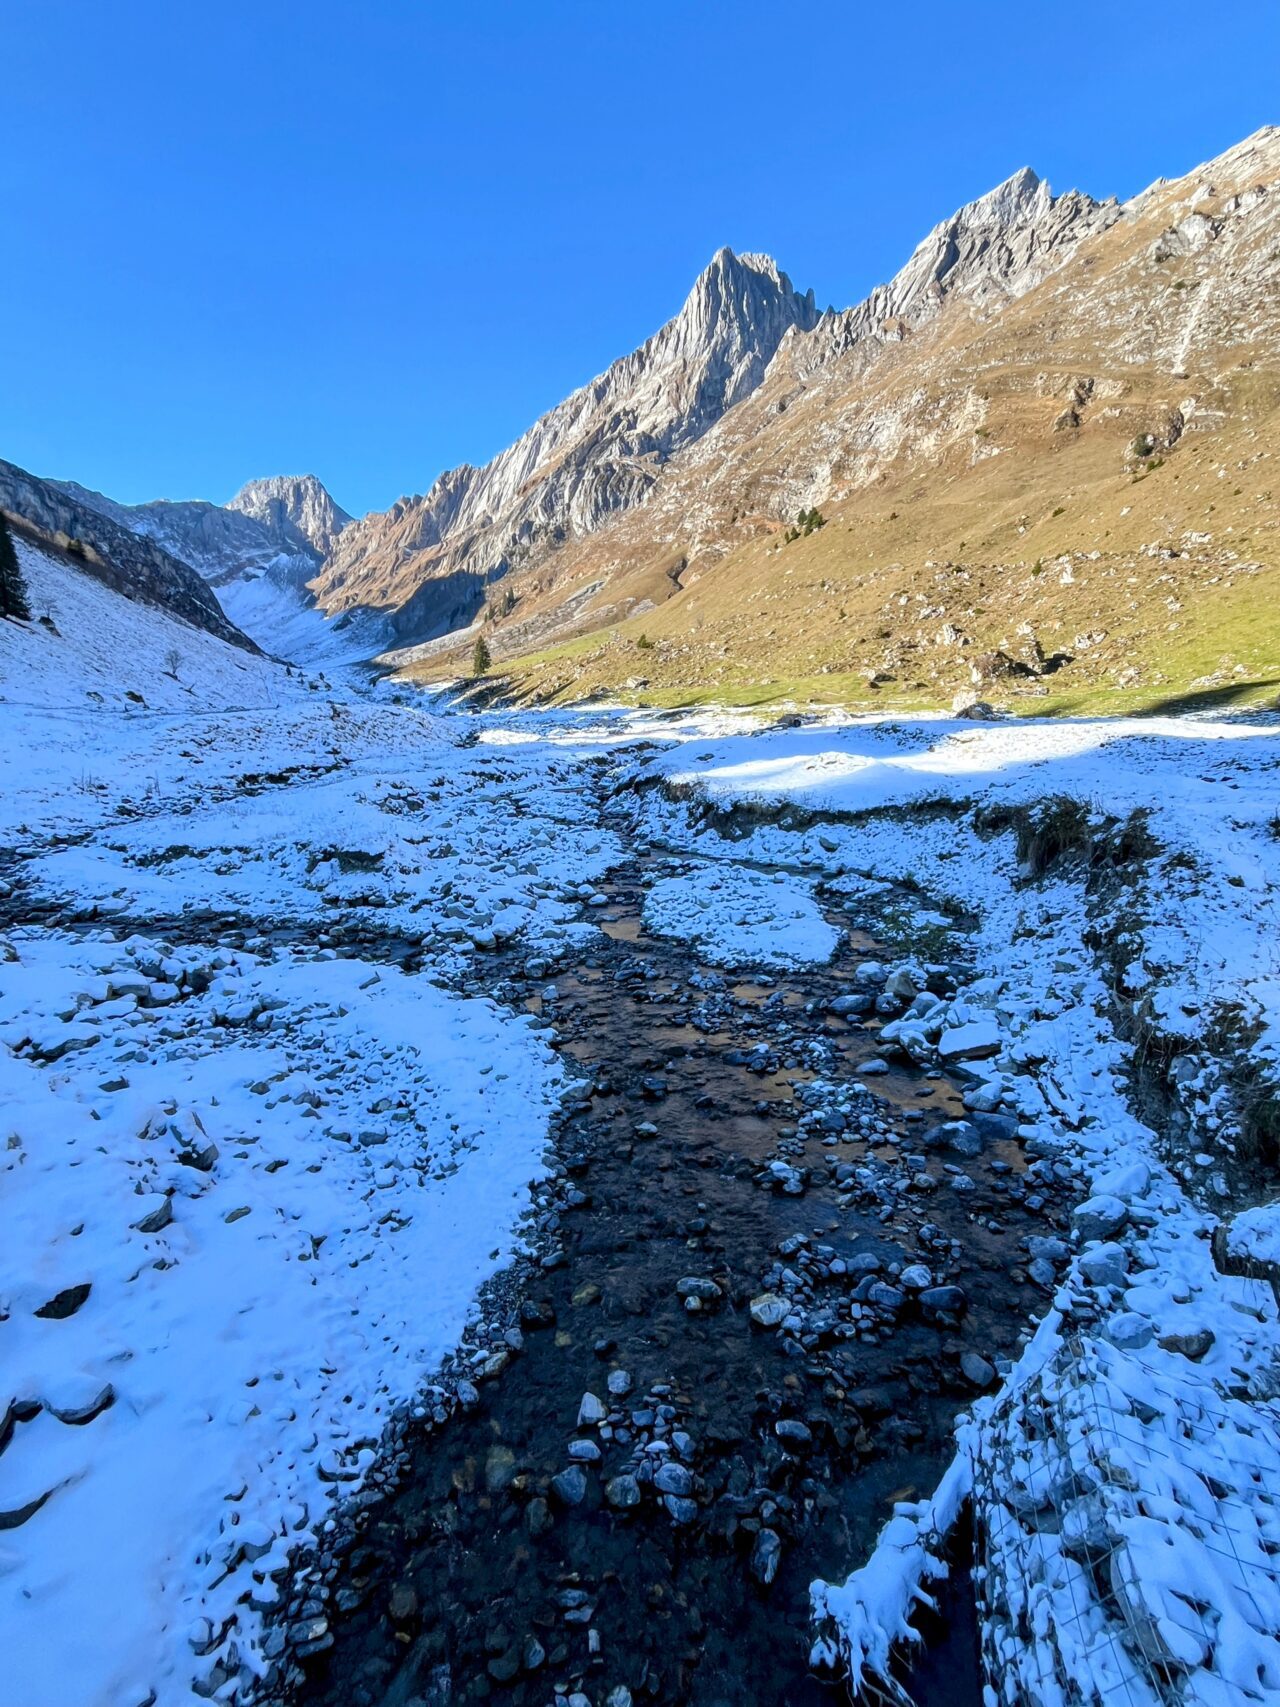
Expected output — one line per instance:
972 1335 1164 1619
0 535 301 711
312 247 824 638
52 472 350 587
215 560 390 670
0 460 252 650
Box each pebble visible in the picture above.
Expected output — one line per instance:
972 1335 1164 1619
577 1392 606 1426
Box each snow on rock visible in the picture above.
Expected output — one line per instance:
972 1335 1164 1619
643 864 841 968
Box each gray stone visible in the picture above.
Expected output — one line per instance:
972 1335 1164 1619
605 1474 641 1509
551 1466 589 1506
577 1391 606 1426
919 1285 968 1319
653 1461 695 1497
749 1293 789 1328
960 1352 996 1389
1104 1312 1153 1351
1073 1195 1129 1243
1157 1328 1214 1362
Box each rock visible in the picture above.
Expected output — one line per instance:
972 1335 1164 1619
664 1494 699 1525
749 1293 789 1328
918 1285 967 1320
858 1058 890 1077
455 1380 480 1409
898 1264 932 1290
131 1194 173 1234
653 1461 695 1497
939 1119 984 1158
1027 1235 1070 1265
960 1352 996 1389
750 1528 782 1586
568 1439 601 1462
1078 1243 1128 1289
1104 1312 1153 1351
1157 1328 1214 1362
885 968 917 1002
487 1647 521 1684
607 1369 633 1396
868 1282 906 1311
551 1466 588 1507
1073 1195 1129 1243
830 993 873 1017
34 1282 91 1320
675 1276 722 1303
577 1392 606 1427
389 1583 419 1625
938 1020 1002 1062
775 1419 812 1446
525 1497 551 1536
605 1474 641 1509
44 1379 115 1425
484 1446 517 1491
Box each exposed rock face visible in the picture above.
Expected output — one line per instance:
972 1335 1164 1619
795 168 1120 372
0 458 253 649
52 474 350 587
313 248 824 638
227 475 352 562
311 173 1121 646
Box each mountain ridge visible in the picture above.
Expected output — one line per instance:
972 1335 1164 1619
310 166 1118 646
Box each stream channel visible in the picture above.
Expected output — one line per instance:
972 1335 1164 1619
264 791 1075 1707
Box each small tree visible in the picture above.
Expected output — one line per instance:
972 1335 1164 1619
0 513 32 621
164 646 182 678
472 634 492 675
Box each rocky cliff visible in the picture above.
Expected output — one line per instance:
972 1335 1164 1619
312 248 824 638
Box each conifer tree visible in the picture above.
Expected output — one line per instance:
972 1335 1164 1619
0 513 31 621
472 634 492 675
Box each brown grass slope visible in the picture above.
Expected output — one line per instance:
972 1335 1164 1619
399 128 1280 713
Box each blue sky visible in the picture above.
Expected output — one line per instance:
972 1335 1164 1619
4 1 1275 517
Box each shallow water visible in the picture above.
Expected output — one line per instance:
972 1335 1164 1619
270 839 1071 1707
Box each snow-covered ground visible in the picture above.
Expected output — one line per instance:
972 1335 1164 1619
216 566 390 673
0 570 629 1705
0 538 299 713
6 557 1280 1707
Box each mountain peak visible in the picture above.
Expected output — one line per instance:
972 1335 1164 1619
228 475 352 559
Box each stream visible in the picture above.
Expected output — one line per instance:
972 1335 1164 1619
257 796 1074 1707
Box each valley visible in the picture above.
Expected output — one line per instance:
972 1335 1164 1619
4 114 1280 1707
5 526 1280 1703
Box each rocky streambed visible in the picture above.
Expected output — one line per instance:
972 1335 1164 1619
257 829 1081 1707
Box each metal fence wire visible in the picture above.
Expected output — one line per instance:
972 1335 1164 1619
970 1333 1280 1707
